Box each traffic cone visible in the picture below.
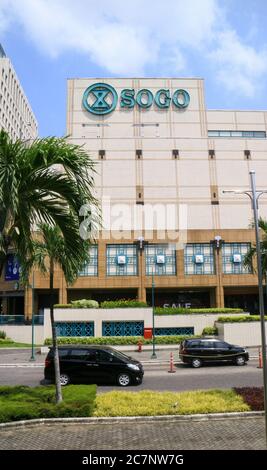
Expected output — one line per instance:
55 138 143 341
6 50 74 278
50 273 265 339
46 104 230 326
168 352 176 373
257 348 263 369
137 340 142 353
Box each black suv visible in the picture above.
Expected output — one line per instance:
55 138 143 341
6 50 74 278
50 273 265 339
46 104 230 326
44 345 144 386
179 339 249 368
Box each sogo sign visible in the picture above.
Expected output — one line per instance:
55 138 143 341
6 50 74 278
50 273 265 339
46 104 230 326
82 82 190 115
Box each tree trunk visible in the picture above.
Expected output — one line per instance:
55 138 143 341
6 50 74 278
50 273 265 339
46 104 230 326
50 258 62 403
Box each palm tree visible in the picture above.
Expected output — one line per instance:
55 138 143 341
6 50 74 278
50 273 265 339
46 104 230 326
243 217 267 307
0 129 98 276
30 223 92 403
0 129 99 402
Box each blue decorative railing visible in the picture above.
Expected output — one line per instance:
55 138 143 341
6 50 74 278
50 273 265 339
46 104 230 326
55 322 94 337
0 315 44 325
155 327 194 336
102 321 144 337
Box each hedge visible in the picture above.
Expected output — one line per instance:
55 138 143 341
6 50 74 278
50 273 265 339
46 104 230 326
155 307 244 315
100 300 148 308
54 300 148 309
44 334 197 346
202 326 218 336
0 385 96 423
217 315 267 323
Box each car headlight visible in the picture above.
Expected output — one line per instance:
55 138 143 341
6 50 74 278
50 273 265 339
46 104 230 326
127 363 140 371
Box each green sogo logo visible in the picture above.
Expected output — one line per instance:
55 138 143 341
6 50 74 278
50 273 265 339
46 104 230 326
82 82 190 115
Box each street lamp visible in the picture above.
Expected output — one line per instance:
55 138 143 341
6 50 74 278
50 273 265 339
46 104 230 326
135 237 157 359
151 266 157 359
29 270 35 362
223 170 267 444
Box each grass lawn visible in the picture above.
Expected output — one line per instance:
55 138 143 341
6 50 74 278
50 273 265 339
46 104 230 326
0 339 41 348
94 389 250 417
0 385 96 423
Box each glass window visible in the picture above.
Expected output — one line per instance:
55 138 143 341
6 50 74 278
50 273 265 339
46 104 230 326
222 243 251 274
145 244 176 276
213 342 228 349
184 243 215 275
208 130 266 139
188 341 200 348
58 349 69 358
79 245 98 276
97 351 113 362
69 349 96 361
106 244 138 276
201 341 214 348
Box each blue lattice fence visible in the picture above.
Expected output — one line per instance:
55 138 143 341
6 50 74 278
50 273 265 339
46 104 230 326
155 327 194 336
55 322 94 337
102 321 144 337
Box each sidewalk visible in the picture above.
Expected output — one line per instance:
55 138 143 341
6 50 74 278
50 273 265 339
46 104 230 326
0 414 265 450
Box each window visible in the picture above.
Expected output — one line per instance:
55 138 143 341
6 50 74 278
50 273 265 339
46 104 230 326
222 243 251 274
97 351 113 362
213 342 228 349
106 244 138 276
79 245 98 276
69 349 96 361
208 130 266 138
184 243 215 275
58 349 69 358
145 244 176 276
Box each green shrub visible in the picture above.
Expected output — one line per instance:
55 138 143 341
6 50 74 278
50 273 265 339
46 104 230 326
217 315 267 323
44 334 196 346
0 338 14 345
100 299 148 308
54 304 72 308
202 326 218 336
94 389 249 417
0 331 6 339
70 299 99 308
0 385 96 423
155 307 244 315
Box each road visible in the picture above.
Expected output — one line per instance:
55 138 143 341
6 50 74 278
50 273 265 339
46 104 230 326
0 359 263 391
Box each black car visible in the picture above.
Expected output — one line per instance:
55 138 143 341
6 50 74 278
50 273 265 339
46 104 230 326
179 338 249 368
44 345 144 386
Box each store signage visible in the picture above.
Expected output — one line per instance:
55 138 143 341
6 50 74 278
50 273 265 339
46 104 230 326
82 82 190 115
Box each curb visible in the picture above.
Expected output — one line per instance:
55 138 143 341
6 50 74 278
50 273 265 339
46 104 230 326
0 411 264 429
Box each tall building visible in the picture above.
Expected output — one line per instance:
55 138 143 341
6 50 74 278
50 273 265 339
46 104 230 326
0 44 38 318
0 44 38 140
2 77 267 318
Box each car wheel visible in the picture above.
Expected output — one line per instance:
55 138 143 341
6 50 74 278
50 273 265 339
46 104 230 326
191 358 202 368
117 373 131 387
235 356 246 366
60 373 70 386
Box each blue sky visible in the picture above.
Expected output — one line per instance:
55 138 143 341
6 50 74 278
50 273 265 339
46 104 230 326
1 0 267 137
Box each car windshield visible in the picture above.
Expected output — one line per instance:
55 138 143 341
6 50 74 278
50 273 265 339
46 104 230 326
109 349 131 361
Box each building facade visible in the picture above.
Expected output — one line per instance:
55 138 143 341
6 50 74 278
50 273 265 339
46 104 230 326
0 44 38 319
0 44 38 140
2 77 267 319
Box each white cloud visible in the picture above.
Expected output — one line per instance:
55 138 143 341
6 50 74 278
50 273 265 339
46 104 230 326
0 0 266 97
209 30 267 97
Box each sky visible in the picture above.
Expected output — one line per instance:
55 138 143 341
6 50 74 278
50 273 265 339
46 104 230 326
0 0 267 137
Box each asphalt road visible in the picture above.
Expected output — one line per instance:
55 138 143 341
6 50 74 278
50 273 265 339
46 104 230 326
0 360 263 392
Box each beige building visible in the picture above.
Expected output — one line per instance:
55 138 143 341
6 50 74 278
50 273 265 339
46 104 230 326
1 77 267 319
0 44 38 140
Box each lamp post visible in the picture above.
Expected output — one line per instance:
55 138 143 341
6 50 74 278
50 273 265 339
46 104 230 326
151 266 157 359
29 270 35 362
223 170 267 444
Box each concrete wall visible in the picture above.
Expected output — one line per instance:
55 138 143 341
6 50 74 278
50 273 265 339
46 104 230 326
0 325 44 344
216 321 267 347
44 308 244 339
